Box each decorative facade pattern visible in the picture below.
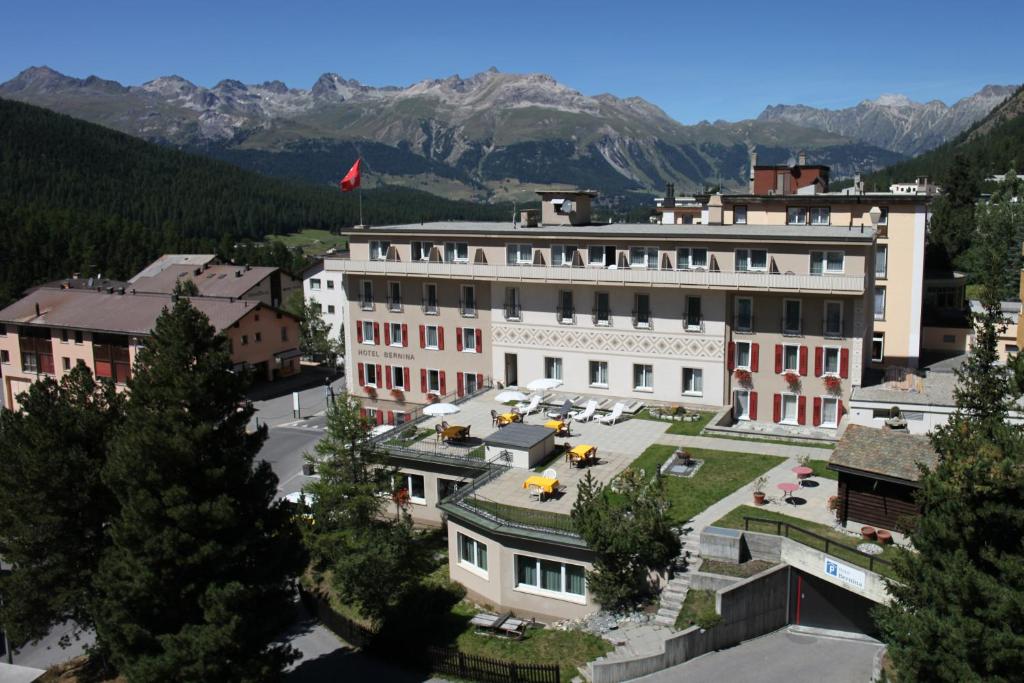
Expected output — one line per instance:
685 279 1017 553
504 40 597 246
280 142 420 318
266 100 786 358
491 324 724 359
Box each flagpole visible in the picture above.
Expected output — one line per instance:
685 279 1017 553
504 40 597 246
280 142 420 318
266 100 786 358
358 185 363 227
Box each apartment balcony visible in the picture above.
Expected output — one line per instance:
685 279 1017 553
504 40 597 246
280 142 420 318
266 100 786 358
591 308 612 327
781 318 804 337
326 259 866 294
733 315 755 334
387 297 403 313
503 304 522 321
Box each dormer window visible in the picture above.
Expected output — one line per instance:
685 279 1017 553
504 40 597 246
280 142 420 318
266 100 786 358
412 241 433 261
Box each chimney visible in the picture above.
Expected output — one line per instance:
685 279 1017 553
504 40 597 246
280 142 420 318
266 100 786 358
707 194 723 225
117 287 125 295
35 302 40 317
664 183 676 208
853 173 864 193
797 151 807 166
749 149 758 193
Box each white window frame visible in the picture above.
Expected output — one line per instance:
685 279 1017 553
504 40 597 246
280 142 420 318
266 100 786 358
685 295 703 332
822 346 841 376
676 247 708 271
810 250 845 275
875 245 888 279
444 242 469 263
463 372 479 394
388 281 402 311
391 365 405 390
594 291 611 326
874 287 886 321
544 357 563 381
781 393 799 425
735 297 753 332
513 554 586 604
402 472 426 504
460 284 477 318
412 241 433 261
821 396 840 428
588 245 613 267
423 283 439 314
309 278 321 291
426 369 441 394
682 367 703 396
735 340 752 369
360 280 374 309
369 240 390 261
589 360 609 388
389 322 403 347
551 244 578 267
734 389 751 421
361 321 375 345
809 207 831 226
507 243 533 265
824 300 843 337
878 207 889 226
634 293 652 329
457 533 488 577
787 207 807 225
871 333 885 363
782 344 800 373
462 327 477 353
364 363 378 387
633 364 654 392
735 249 768 272
629 246 659 269
734 205 748 225
424 325 439 350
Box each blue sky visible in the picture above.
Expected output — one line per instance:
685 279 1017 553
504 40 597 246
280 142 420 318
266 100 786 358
1 0 1020 123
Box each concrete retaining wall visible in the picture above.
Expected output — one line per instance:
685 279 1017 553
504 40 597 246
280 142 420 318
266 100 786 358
688 571 741 592
742 530 784 562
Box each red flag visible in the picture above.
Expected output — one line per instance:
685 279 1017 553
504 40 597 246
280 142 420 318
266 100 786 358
340 158 361 192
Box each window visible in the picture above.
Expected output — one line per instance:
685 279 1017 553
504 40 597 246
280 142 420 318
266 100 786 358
360 280 373 309
460 285 477 317
781 394 799 423
557 290 574 324
734 389 751 420
735 341 752 369
544 357 563 381
401 473 426 503
422 283 438 314
326 280 335 290
782 344 799 372
0 323 5 336
504 287 521 320
588 245 615 267
735 249 767 272
389 323 403 347
787 207 807 225
458 533 488 574
685 296 702 331
593 292 610 325
0 349 8 364
412 241 433 261
874 287 886 320
444 242 469 263
809 207 830 226
312 302 323 314
364 363 378 387
633 364 654 391
369 240 390 260
506 243 533 265
462 327 477 352
589 361 608 387
552 244 578 266
875 245 887 278
782 299 802 335
74 330 83 345
735 297 753 332
943 334 956 344
821 397 839 427
425 325 439 350
515 555 585 598
327 305 336 314
629 246 658 269
927 286 961 309
91 333 129 383
241 335 249 346
60 329 69 343
438 478 463 500
871 333 885 363
823 347 841 375
676 247 708 270
824 301 843 338
810 251 844 274
309 278 321 290
391 365 405 389
254 332 262 343
388 282 402 311
463 372 479 394
734 205 747 224
878 207 889 225
633 293 651 328
683 368 703 396
281 326 289 342
361 321 375 344
426 369 441 393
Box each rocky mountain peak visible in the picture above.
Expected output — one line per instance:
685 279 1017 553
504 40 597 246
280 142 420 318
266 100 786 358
869 93 914 107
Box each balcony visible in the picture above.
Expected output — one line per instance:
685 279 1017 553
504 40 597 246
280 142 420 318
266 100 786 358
781 318 803 337
324 259 867 294
421 298 439 315
631 309 653 330
503 304 522 321
684 316 705 334
359 297 374 311
459 299 478 318
733 314 755 334
387 297 403 313
556 306 576 325
592 308 612 327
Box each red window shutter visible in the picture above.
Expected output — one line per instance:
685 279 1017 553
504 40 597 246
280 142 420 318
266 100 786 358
385 365 392 389
798 396 807 425
457 373 465 397
373 322 380 344
477 372 484 388
404 367 410 390
420 369 427 393
438 328 445 350
357 362 364 386
384 324 391 346
772 393 781 423
360 408 367 419
376 364 382 385
476 329 482 353
356 322 363 343
387 410 394 425
456 327 463 351
402 323 409 348
376 410 384 426
774 345 783 374
751 343 760 372
840 348 850 379
813 397 822 426
749 391 758 420
440 371 447 395
727 341 735 371
419 325 425 348
799 346 808 376
814 347 823 377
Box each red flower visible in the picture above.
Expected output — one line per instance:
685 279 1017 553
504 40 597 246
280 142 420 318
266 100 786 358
363 385 377 397
733 368 752 384
823 375 842 392
783 371 801 386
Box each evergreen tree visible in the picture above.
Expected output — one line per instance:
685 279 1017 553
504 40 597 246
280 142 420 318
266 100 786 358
0 365 124 645
929 153 979 262
295 296 343 365
93 299 305 682
571 470 680 610
876 206 1024 681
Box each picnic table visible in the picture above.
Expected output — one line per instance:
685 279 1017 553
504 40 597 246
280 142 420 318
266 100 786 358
469 611 528 639
567 444 597 467
442 425 469 441
496 412 521 427
544 419 568 434
523 475 559 498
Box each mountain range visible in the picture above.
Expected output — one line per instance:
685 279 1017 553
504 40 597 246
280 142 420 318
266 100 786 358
0 66 1014 202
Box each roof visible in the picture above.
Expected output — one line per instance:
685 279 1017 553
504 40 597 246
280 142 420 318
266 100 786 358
721 193 931 204
130 264 278 299
969 299 1021 324
536 189 599 197
342 221 876 243
483 423 556 449
851 371 958 407
34 276 128 292
128 254 218 282
0 287 273 336
829 425 939 484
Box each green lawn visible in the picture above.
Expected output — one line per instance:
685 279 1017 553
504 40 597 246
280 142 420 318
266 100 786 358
703 433 835 450
266 228 348 255
627 445 784 525
711 505 899 577
806 459 838 480
387 428 434 448
673 589 720 630
634 409 714 435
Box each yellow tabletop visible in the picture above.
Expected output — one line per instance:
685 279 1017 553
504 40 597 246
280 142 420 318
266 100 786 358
522 475 559 494
442 425 467 439
544 419 566 431
497 412 521 425
570 444 596 460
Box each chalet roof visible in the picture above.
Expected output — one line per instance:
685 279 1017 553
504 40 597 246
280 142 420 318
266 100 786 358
130 264 278 299
128 254 218 282
829 425 939 484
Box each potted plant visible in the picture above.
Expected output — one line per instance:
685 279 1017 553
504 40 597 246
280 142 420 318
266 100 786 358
426 393 440 403
783 370 801 388
823 374 842 393
390 388 405 401
363 385 377 398
826 495 840 519
751 476 768 506
885 406 907 430
733 368 752 385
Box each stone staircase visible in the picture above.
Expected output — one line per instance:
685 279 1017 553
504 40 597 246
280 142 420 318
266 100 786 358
653 529 702 627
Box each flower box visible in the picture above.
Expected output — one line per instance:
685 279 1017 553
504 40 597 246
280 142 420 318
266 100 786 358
733 368 752 384
823 375 842 392
363 386 377 397
390 388 405 401
783 371 801 387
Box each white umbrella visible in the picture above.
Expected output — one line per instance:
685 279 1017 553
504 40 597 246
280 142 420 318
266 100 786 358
527 377 563 391
423 402 460 416
495 390 527 403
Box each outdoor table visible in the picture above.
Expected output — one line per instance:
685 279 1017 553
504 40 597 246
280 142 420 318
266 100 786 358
442 425 469 441
777 482 800 504
568 444 597 467
792 465 813 483
522 475 559 499
497 412 521 426
544 419 568 434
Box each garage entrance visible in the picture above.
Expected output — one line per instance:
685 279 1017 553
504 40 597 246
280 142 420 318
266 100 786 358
789 569 879 637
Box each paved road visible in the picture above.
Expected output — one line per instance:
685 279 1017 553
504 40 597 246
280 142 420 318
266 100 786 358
633 628 881 683
260 424 325 499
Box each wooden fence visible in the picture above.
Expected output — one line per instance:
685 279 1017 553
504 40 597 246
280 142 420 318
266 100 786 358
297 585 375 649
428 647 560 683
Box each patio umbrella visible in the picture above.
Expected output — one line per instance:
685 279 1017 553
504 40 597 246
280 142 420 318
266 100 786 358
495 390 527 403
526 377 563 391
423 402 460 416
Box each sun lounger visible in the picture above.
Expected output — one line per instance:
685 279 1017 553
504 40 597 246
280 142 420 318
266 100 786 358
568 399 598 422
598 402 625 425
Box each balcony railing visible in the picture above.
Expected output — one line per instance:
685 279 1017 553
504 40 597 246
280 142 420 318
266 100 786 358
359 298 374 311
684 316 705 333
556 306 576 325
781 318 803 337
503 304 521 321
822 320 845 339
325 259 866 293
459 300 478 318
632 310 653 329
387 297 403 312
733 315 755 334
592 308 612 326
421 298 439 315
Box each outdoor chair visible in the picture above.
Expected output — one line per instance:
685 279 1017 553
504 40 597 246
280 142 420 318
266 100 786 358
434 424 444 442
569 399 598 422
441 420 450 430
598 402 625 425
547 399 573 420
516 395 541 416
490 409 498 427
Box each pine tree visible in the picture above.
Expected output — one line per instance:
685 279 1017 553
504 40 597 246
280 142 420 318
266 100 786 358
93 298 305 682
929 153 979 262
0 364 124 645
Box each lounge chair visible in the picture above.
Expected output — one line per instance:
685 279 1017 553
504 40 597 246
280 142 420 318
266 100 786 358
598 402 625 425
569 399 598 422
547 399 573 419
516 395 541 415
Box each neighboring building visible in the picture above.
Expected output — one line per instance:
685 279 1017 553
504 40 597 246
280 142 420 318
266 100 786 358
970 299 1020 361
129 257 299 308
888 177 938 195
654 183 704 225
749 150 830 195
302 259 346 348
829 425 939 531
921 269 971 362
0 287 301 410
320 188 877 433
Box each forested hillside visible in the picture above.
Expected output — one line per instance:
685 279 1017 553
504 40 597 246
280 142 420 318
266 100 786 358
0 98 511 304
